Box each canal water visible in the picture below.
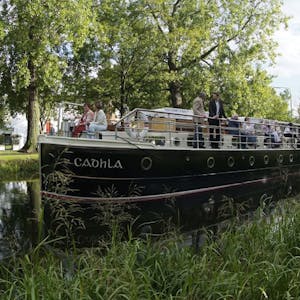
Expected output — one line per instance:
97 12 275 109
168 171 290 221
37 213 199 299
0 180 119 258
0 180 279 260
0 181 40 260
0 180 210 258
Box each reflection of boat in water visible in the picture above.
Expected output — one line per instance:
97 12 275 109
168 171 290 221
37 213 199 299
39 107 300 232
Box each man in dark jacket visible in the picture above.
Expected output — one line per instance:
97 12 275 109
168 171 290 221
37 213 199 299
208 92 226 148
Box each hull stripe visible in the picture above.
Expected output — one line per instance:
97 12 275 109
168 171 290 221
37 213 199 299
41 174 286 204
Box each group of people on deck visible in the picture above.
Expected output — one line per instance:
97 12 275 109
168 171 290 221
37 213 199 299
192 91 297 149
261 121 297 147
72 101 107 138
68 94 295 147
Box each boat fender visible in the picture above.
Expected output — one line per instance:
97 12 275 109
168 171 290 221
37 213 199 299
125 112 149 139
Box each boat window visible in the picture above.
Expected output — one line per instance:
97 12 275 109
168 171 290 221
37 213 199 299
141 157 152 171
227 156 235 167
173 137 180 146
249 156 255 166
264 155 269 165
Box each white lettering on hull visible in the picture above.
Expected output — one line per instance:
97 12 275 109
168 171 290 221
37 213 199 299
74 157 123 169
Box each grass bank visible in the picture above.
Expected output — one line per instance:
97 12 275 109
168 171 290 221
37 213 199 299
1 198 300 299
0 151 39 181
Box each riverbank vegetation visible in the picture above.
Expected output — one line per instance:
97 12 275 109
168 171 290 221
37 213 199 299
1 197 300 299
0 151 38 181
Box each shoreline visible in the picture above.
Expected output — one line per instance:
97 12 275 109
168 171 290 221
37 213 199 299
0 151 39 181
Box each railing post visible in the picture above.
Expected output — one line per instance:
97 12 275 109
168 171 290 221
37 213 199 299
219 121 222 148
168 113 172 145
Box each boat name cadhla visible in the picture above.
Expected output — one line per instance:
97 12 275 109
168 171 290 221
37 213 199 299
73 157 123 169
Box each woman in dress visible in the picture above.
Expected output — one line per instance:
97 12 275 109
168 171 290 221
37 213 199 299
72 103 94 137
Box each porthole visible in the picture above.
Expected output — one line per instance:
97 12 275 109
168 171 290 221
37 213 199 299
289 154 293 163
227 156 235 168
278 154 283 164
264 155 269 165
173 137 180 146
249 156 255 166
141 156 152 171
207 157 215 169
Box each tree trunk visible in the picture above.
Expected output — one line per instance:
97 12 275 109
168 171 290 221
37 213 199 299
120 69 126 116
167 51 182 108
169 81 182 108
20 57 40 153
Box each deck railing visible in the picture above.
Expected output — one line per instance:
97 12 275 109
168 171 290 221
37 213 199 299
114 108 300 150
49 107 299 150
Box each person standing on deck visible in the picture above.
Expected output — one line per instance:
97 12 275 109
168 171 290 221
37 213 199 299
208 92 227 149
192 92 206 148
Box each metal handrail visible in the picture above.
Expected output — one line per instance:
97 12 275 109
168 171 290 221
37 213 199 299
112 108 300 150
51 106 300 150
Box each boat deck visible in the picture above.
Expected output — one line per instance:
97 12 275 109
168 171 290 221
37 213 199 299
45 108 300 151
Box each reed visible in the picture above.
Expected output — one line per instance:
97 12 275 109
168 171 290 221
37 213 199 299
1 197 300 299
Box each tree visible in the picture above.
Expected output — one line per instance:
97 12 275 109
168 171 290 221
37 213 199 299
139 0 288 108
63 0 168 116
98 0 167 114
51 0 291 120
0 15 7 129
0 0 93 152
0 0 290 135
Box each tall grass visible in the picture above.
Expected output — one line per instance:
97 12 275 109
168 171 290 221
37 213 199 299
1 197 300 299
0 159 39 181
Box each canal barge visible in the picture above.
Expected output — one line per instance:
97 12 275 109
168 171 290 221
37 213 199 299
39 107 300 230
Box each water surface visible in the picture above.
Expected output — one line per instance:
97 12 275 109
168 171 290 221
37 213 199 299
0 181 40 260
0 179 279 259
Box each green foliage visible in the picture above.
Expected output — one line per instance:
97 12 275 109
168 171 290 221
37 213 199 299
0 0 94 151
84 0 289 117
131 0 288 109
0 0 292 134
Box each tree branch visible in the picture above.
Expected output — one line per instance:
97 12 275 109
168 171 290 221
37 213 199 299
171 0 183 17
146 3 165 35
181 5 257 70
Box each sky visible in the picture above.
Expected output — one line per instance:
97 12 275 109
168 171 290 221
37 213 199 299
270 0 300 115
